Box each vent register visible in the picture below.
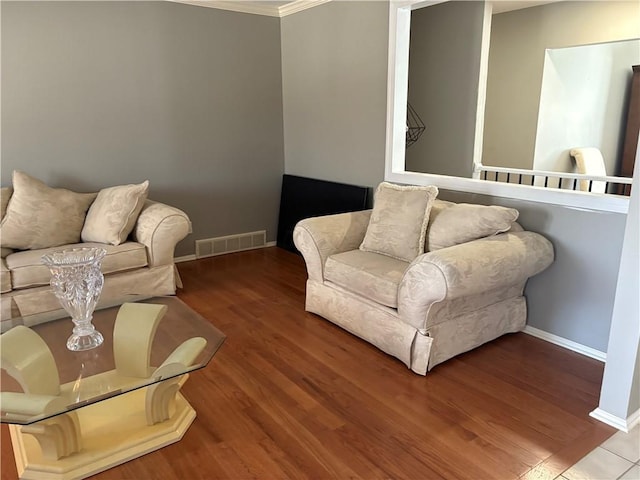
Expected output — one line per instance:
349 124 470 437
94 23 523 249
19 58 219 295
195 231 266 258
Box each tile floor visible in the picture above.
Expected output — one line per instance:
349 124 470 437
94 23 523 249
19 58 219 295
557 425 640 480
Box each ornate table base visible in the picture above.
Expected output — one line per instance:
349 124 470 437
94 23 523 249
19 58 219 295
9 386 195 480
2 297 225 480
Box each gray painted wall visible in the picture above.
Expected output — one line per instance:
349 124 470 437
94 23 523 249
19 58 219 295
483 1 640 171
1 1 285 257
280 1 388 189
405 1 484 177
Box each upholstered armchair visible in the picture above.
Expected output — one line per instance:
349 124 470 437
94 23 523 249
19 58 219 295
293 182 554 375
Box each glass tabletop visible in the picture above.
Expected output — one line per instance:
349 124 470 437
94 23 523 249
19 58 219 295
0 296 226 425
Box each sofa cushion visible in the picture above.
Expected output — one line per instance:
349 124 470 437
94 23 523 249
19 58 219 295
360 182 438 262
325 250 409 309
1 187 12 219
81 181 150 246
6 241 148 290
427 203 519 251
1 259 11 294
0 190 13 259
0 171 97 250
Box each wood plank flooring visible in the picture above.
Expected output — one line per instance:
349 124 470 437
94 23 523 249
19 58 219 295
1 247 614 479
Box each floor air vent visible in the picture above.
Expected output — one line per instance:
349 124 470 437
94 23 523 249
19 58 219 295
196 231 267 259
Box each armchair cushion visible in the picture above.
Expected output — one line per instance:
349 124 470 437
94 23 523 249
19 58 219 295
325 250 409 308
427 202 519 251
360 182 438 262
0 171 96 250
81 180 149 245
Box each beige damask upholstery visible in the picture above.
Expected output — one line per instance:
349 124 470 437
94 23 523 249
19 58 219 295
1 172 192 321
325 250 408 308
293 199 554 375
1 171 97 250
360 182 438 261
427 202 519 251
81 180 149 245
6 242 148 290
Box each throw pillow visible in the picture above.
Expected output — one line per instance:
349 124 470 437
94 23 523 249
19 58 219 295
360 182 438 262
81 180 149 245
0 171 97 250
427 203 519 251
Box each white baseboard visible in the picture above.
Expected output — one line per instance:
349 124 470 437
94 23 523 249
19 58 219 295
590 407 640 432
629 409 640 431
174 254 196 263
523 326 606 362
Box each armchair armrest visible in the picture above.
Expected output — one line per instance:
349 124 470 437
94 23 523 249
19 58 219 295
398 231 554 330
133 200 192 267
293 210 372 282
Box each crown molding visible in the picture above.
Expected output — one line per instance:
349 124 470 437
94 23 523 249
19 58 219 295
167 1 280 17
278 0 331 17
167 0 331 17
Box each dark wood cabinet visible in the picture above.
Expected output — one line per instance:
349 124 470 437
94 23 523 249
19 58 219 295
619 64 640 195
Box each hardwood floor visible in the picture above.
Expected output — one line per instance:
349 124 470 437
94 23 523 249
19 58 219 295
1 247 614 479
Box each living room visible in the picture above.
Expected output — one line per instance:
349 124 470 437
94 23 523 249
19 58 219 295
1 0 639 479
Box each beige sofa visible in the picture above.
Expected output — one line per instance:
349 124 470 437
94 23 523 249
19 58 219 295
1 172 191 321
293 183 554 375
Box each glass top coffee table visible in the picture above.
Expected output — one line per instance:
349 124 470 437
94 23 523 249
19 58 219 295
0 296 225 480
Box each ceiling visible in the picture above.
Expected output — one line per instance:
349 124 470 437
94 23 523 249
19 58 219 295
173 0 562 18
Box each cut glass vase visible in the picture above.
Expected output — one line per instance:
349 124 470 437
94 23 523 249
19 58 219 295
41 247 107 351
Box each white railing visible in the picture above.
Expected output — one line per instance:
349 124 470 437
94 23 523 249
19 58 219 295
474 164 633 195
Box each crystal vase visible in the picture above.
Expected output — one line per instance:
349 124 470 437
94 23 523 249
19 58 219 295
42 247 107 351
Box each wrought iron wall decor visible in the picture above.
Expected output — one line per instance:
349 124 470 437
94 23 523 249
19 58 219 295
406 103 426 148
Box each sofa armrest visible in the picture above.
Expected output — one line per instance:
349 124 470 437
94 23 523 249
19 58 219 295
397 231 554 330
293 210 372 282
133 200 192 267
